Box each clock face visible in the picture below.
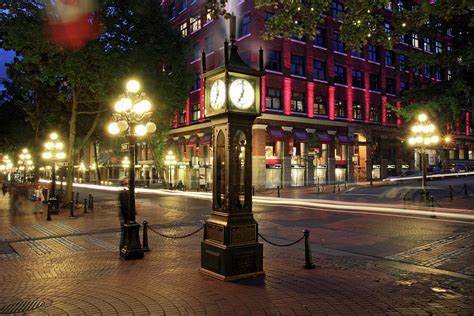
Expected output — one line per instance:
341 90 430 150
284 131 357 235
229 78 255 110
209 79 226 110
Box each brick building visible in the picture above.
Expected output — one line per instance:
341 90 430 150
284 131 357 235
163 0 473 190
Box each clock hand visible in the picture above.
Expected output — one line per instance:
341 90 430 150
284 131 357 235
238 82 245 102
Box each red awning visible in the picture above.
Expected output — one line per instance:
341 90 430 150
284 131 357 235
200 133 212 144
336 134 353 144
267 127 289 141
293 129 310 142
316 132 333 144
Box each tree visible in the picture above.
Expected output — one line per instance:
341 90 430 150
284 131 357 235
207 0 472 126
1 0 191 203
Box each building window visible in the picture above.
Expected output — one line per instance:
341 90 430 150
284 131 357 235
352 69 364 88
423 64 431 78
369 73 380 91
239 14 251 37
387 109 397 124
400 80 408 92
291 92 306 113
291 54 305 77
386 78 396 94
435 66 441 80
334 65 346 84
353 102 363 120
435 41 443 53
399 54 408 71
412 34 419 48
384 22 391 34
447 45 452 53
192 72 200 90
205 9 212 24
447 28 453 36
331 1 343 19
313 60 326 81
447 69 452 80
192 43 200 60
335 99 346 118
266 50 281 72
315 28 326 47
368 45 379 62
177 0 188 13
205 36 213 52
190 15 201 33
351 49 363 58
370 105 379 122
168 2 176 20
333 33 345 53
179 108 186 125
265 88 281 110
314 96 327 116
191 104 200 122
385 50 394 66
179 21 188 37
424 38 432 52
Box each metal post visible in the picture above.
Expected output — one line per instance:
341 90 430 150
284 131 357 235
464 183 469 198
252 186 255 196
277 186 280 197
75 192 79 206
421 148 426 191
337 183 340 193
69 200 74 218
91 196 94 210
142 221 150 252
83 198 88 213
46 205 52 221
449 185 453 200
333 183 336 193
303 229 315 269
88 194 93 210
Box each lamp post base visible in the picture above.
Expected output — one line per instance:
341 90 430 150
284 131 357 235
120 221 144 260
47 196 59 215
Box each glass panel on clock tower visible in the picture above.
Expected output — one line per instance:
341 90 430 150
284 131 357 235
234 130 247 209
215 131 226 210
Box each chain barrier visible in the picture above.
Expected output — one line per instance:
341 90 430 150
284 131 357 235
258 232 304 247
148 225 204 239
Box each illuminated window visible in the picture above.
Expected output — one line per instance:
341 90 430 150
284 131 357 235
179 21 188 37
353 102 363 120
291 92 306 113
190 15 201 33
266 88 281 110
335 99 346 118
314 96 327 116
370 105 380 122
191 104 200 122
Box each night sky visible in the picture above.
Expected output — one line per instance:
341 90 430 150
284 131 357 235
0 49 15 91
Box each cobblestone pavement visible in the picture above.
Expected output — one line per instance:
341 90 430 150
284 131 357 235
1 194 474 314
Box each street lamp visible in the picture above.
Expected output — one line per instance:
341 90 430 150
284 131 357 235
42 132 66 216
164 151 177 188
18 148 33 183
107 79 157 260
407 114 440 192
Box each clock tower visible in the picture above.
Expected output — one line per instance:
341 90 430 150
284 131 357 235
200 16 264 281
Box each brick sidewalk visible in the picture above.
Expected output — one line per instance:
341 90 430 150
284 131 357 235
0 213 473 314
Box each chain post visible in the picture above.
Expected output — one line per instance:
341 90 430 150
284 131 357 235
333 184 336 193
142 221 150 252
303 229 315 269
46 204 52 221
88 194 93 210
69 200 74 218
277 186 280 197
449 185 453 200
464 183 469 198
83 198 88 214
75 192 79 206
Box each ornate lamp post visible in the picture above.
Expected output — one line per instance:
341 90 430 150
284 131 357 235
164 151 176 188
121 156 130 177
18 148 33 183
407 114 440 192
42 132 66 216
1 156 14 183
107 79 157 260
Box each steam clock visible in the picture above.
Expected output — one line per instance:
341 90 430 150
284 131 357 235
200 23 264 281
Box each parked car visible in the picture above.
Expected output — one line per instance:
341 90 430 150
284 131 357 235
383 170 422 181
446 163 468 173
427 166 443 175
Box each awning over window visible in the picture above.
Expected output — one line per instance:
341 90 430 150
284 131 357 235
315 131 333 144
293 129 310 142
200 133 212 144
175 138 185 145
336 134 353 144
187 136 198 145
267 127 289 141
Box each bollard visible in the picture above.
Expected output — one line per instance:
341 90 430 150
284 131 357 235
83 199 88 214
337 184 341 193
429 195 434 207
75 192 79 206
303 229 315 269
90 196 94 210
252 186 255 196
277 186 280 197
69 200 75 218
449 185 453 200
333 184 336 193
88 194 92 210
464 184 469 198
316 185 320 194
344 181 347 189
142 221 150 252
46 205 52 221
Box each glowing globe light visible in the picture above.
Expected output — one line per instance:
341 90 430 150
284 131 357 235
134 124 147 136
145 122 157 134
115 98 133 112
431 135 440 143
50 132 58 140
133 100 151 115
424 138 431 145
108 122 120 135
418 113 427 122
117 120 129 132
408 137 416 145
45 142 54 150
126 80 140 93
56 152 66 159
42 152 52 159
416 136 423 144
55 142 64 150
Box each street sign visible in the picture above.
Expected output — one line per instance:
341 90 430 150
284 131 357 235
121 143 129 151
